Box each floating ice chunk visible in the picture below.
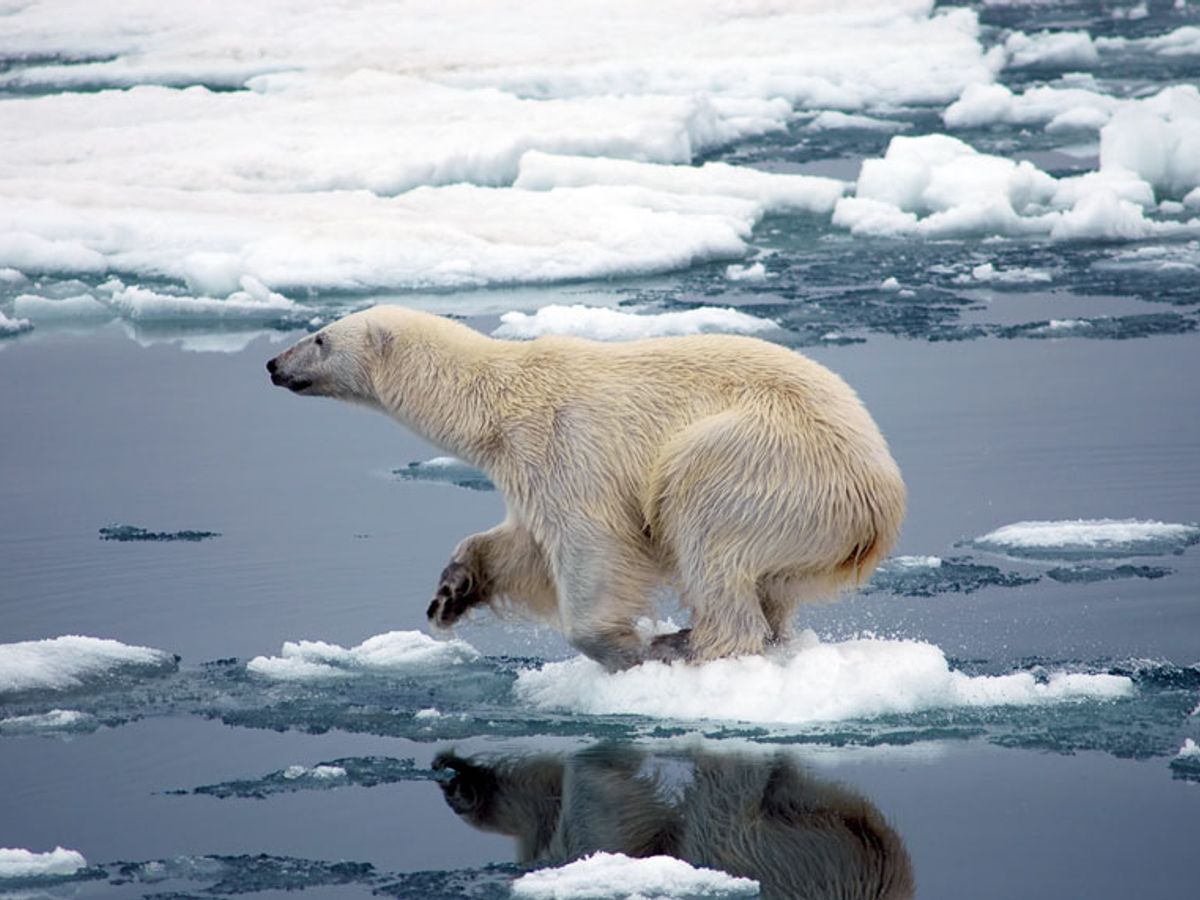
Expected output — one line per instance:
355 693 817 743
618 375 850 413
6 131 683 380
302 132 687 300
282 764 346 781
1100 85 1200 197
0 232 107 275
0 635 176 696
888 556 943 570
106 279 302 323
868 557 1037 597
1046 565 1172 584
1179 738 1200 759
970 519 1200 560
0 267 26 284
957 262 1052 284
414 707 442 720
1142 25 1200 57
247 630 480 681
879 276 902 291
1004 30 1099 69
515 630 1133 725
393 457 494 492
512 852 759 899
724 262 767 283
492 305 778 341
13 292 113 322
0 310 33 338
943 82 1123 131
0 847 87 879
805 111 906 132
0 709 96 735
515 152 846 215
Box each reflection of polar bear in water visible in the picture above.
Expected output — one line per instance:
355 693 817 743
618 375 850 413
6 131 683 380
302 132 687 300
435 745 914 900
268 306 905 670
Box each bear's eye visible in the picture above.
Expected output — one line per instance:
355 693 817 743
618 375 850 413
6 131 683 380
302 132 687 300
314 335 325 348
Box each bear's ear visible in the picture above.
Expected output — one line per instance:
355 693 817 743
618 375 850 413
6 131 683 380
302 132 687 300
366 322 394 356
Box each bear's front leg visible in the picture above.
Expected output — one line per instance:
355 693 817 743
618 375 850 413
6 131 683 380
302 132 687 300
427 521 557 628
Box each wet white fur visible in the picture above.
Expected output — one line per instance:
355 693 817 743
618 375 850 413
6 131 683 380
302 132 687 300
270 306 905 669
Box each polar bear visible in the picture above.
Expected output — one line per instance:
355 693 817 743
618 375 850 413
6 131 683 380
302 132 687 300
267 305 904 671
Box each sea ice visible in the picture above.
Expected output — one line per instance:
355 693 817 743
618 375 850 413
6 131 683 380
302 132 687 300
1003 30 1099 69
724 263 768 283
969 519 1200 560
515 630 1133 726
0 310 33 338
246 630 480 681
492 305 778 341
0 847 87 879
511 852 759 899
0 635 176 696
0 709 95 735
393 457 494 492
1179 738 1200 759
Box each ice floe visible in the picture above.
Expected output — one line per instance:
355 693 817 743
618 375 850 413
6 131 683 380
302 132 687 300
515 630 1133 726
0 310 33 338
99 524 221 542
0 846 87 879
969 519 1200 560
1002 30 1099 69
492 305 778 341
512 852 758 899
393 457 495 492
175 757 433 800
246 630 479 681
868 555 1038 597
0 709 96 735
0 636 176 697
724 262 768 283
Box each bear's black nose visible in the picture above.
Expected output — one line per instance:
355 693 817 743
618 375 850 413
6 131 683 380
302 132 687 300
266 357 278 374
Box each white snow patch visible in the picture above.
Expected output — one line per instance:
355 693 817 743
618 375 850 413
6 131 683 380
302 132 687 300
511 852 759 899
515 630 1133 726
724 262 767 283
832 133 1200 241
887 555 943 570
973 519 1200 557
492 305 777 341
1004 30 1098 69
0 636 175 696
282 764 347 780
414 707 442 720
0 847 87 879
1178 738 1200 759
246 630 479 681
805 111 906 132
958 262 1052 284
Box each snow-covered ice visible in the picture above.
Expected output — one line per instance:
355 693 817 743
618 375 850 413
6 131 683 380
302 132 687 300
512 852 759 899
515 630 1132 726
0 846 87 879
281 764 347 781
246 630 479 680
0 709 94 735
970 519 1200 560
0 635 176 696
492 305 777 341
724 262 768 283
0 310 33 338
1179 738 1200 759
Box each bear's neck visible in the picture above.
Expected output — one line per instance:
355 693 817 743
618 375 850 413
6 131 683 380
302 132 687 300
371 320 514 467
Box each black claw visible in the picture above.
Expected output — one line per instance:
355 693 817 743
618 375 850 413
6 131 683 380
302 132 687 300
427 561 485 627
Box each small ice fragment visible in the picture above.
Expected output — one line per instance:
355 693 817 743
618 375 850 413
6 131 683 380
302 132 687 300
969 519 1200 560
247 630 480 681
99 524 220 542
394 458 494 492
0 709 93 734
0 310 33 337
0 846 87 878
415 707 442 720
511 852 759 899
879 277 901 291
0 635 176 696
724 262 767 282
1176 738 1200 759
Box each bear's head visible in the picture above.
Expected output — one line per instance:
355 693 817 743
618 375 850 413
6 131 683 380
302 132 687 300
266 307 394 405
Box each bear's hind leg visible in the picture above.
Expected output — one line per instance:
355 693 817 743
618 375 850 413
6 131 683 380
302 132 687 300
554 537 659 672
428 520 556 628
